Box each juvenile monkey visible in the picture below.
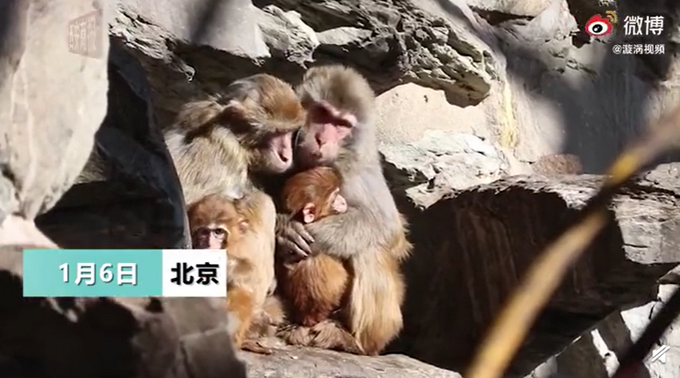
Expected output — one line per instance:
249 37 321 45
277 166 350 327
276 65 413 355
188 191 280 354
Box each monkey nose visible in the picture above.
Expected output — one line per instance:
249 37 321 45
279 150 291 162
315 135 325 148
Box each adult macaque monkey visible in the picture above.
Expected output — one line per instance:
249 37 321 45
165 74 303 352
276 65 413 355
164 74 305 206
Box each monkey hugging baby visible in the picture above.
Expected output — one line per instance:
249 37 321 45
167 65 413 356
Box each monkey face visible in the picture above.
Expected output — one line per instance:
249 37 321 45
193 225 228 249
298 101 355 166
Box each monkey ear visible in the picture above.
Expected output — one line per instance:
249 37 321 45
239 219 249 233
220 100 252 133
301 203 316 224
219 100 247 120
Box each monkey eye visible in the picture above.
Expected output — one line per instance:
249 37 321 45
212 228 227 236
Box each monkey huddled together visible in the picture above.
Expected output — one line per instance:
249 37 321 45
171 65 413 356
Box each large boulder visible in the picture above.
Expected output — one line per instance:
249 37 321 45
35 39 189 250
0 0 107 222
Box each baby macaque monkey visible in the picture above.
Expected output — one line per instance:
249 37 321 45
188 193 276 354
190 197 248 250
278 166 350 327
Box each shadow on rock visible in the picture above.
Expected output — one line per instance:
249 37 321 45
389 172 680 376
35 39 190 250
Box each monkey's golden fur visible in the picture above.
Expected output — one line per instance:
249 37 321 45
277 167 350 327
169 75 303 353
276 65 413 355
188 191 280 354
164 74 306 206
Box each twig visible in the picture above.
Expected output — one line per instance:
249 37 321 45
466 104 680 378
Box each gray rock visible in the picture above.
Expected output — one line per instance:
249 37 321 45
110 0 498 127
258 5 319 65
36 40 190 250
0 0 109 222
382 131 508 208
466 0 555 18
0 249 246 378
394 165 680 376
241 347 462 378
0 2 242 378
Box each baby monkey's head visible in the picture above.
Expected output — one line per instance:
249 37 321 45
281 166 347 224
188 194 249 249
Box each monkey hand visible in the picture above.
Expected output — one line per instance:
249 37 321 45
275 217 315 262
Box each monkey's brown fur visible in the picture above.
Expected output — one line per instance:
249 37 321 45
277 65 413 355
277 167 350 327
165 74 306 206
188 191 279 354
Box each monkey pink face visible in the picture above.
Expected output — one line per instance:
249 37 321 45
298 101 355 166
192 225 228 249
330 188 347 214
263 131 294 173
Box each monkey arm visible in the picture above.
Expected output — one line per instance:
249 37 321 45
305 205 389 259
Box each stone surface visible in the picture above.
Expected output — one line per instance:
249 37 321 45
35 40 190 250
382 130 509 208
111 0 497 127
0 248 246 378
0 2 240 377
527 284 680 378
240 347 461 378
0 0 109 222
393 164 680 375
466 0 554 18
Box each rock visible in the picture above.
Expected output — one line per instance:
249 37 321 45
394 164 680 376
0 216 57 249
374 83 493 142
264 0 498 105
0 250 246 378
110 0 497 127
492 0 680 174
257 5 319 65
240 347 461 378
0 2 243 378
466 0 554 19
116 0 269 58
35 40 190 250
382 130 509 208
532 154 584 175
0 0 109 222
528 284 680 378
